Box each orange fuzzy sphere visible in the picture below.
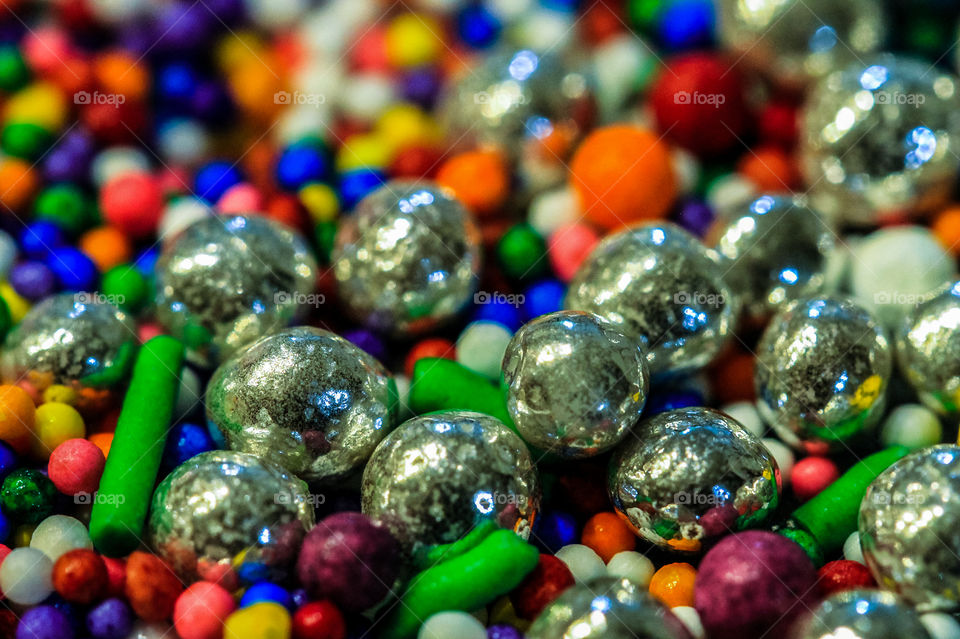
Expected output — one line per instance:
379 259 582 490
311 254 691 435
581 512 635 562
649 562 697 607
436 150 509 217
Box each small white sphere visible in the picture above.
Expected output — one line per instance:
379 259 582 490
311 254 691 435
30 515 93 561
486 0 533 22
245 0 308 29
0 547 53 605
672 148 700 196
159 197 212 242
510 10 574 52
418 611 487 639
761 438 795 486
672 606 706 639
393 374 415 421
275 104 334 148
843 531 864 564
881 403 942 449
339 74 396 123
705 173 756 214
921 612 960 639
88 0 150 23
174 366 203 420
529 186 578 237
555 544 606 583
457 321 513 379
158 119 210 167
0 230 17 279
605 550 655 587
721 401 765 438
592 34 655 118
92 147 151 187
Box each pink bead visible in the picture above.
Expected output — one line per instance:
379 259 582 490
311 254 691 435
48 438 106 496
217 182 263 214
548 223 600 282
791 456 840 502
22 26 76 75
138 322 163 343
101 171 164 238
351 25 390 71
174 582 236 639
158 166 191 197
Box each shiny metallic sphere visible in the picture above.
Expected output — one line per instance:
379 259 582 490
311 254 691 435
897 282 960 413
790 589 931 639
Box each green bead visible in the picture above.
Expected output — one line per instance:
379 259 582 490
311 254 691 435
102 265 149 313
313 221 337 263
777 527 824 568
497 223 547 280
0 295 11 343
0 469 57 525
34 184 93 235
1 122 52 160
0 46 29 93
627 0 662 32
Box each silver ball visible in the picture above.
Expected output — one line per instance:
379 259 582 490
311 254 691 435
332 181 482 336
155 215 317 368
790 589 931 639
527 576 693 639
565 222 738 378
609 407 779 553
501 310 649 458
206 326 397 483
148 450 314 583
1 293 136 412
860 444 960 612
717 0 885 88
800 55 960 225
755 296 891 452
708 194 836 319
897 282 960 413
361 411 540 558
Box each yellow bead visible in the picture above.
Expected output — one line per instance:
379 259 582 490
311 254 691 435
223 602 291 639
336 133 393 172
216 31 268 74
42 385 78 406
385 13 443 68
488 596 530 631
13 524 34 548
376 103 441 150
32 402 85 459
5 82 67 132
299 183 339 223
0 282 30 323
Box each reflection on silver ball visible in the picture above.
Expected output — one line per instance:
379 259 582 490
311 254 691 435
708 194 836 319
860 445 960 612
717 0 885 88
565 222 737 378
897 282 960 414
527 576 693 639
790 589 931 639
800 56 960 225
755 296 891 453
206 326 397 483
1 293 136 412
332 181 481 336
148 450 314 583
609 407 779 553
361 411 539 559
155 215 317 368
501 311 649 458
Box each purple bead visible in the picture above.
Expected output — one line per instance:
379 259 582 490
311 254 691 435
297 512 400 613
291 587 309 608
401 66 443 108
86 598 133 639
673 198 714 237
43 148 87 184
16 605 74 639
191 80 232 123
203 0 245 23
9 261 57 301
694 531 817 639
154 2 215 51
341 328 386 362
488 624 523 639
116 22 156 57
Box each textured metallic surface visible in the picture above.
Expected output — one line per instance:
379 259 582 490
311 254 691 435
206 326 397 483
790 589 931 639
708 194 836 319
148 450 314 583
332 181 482 336
859 445 960 612
527 576 693 639
755 296 891 452
501 310 649 458
565 222 737 378
360 411 539 558
800 56 960 225
897 282 960 414
717 0 885 87
609 407 779 553
1 293 136 412
155 215 317 368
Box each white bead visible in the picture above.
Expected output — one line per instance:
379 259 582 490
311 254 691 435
158 119 210 167
92 147 151 187
555 544 606 583
0 547 53 605
881 403 942 449
126 621 176 639
510 10 575 52
721 401 765 438
485 0 533 22
245 0 308 29
88 0 150 23
159 197 212 242
0 230 17 279
528 186 578 237
705 173 756 215
592 34 655 118
393 374 415 421
921 613 960 639
672 606 706 639
275 104 334 148
416 0 468 12
338 74 396 123
457 321 513 379
30 515 93 561
761 438 795 486
605 550 655 587
418 611 487 639
175 366 203 420
843 531 864 564
672 148 700 196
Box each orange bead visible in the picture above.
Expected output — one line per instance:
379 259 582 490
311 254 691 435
436 150 509 217
581 512 635 562
709 348 755 404
570 125 676 231
0 158 39 212
0 385 35 443
738 146 797 192
649 562 697 608
93 50 150 101
79 226 133 272
932 205 960 256
88 432 114 459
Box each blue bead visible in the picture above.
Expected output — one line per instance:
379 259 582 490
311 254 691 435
194 160 243 203
0 507 9 543
46 248 98 291
539 0 580 12
457 5 501 49
521 279 566 321
657 0 715 50
157 62 198 106
240 582 293 609
236 562 270 584
0 441 16 480
19 222 65 259
338 168 386 211
276 142 330 191
535 511 578 552
134 247 159 278
472 298 522 332
162 422 216 471
643 389 704 416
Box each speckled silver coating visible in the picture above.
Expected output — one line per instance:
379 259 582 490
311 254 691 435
206 326 397 483
859 445 960 612
527 577 693 639
360 411 539 558
717 0 885 88
155 215 317 368
790 589 931 639
148 450 314 583
565 222 737 378
755 296 891 452
332 181 482 336
896 282 960 414
708 195 836 319
800 56 960 225
501 310 649 458
1 293 136 411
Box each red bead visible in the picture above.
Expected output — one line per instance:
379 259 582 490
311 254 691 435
389 145 444 180
266 194 307 232
100 171 164 239
582 2 625 45
404 338 456 377
52 548 108 604
792 456 840 502
758 100 799 149
81 99 148 145
102 556 126 598
293 601 347 639
509 554 575 620
817 560 876 596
